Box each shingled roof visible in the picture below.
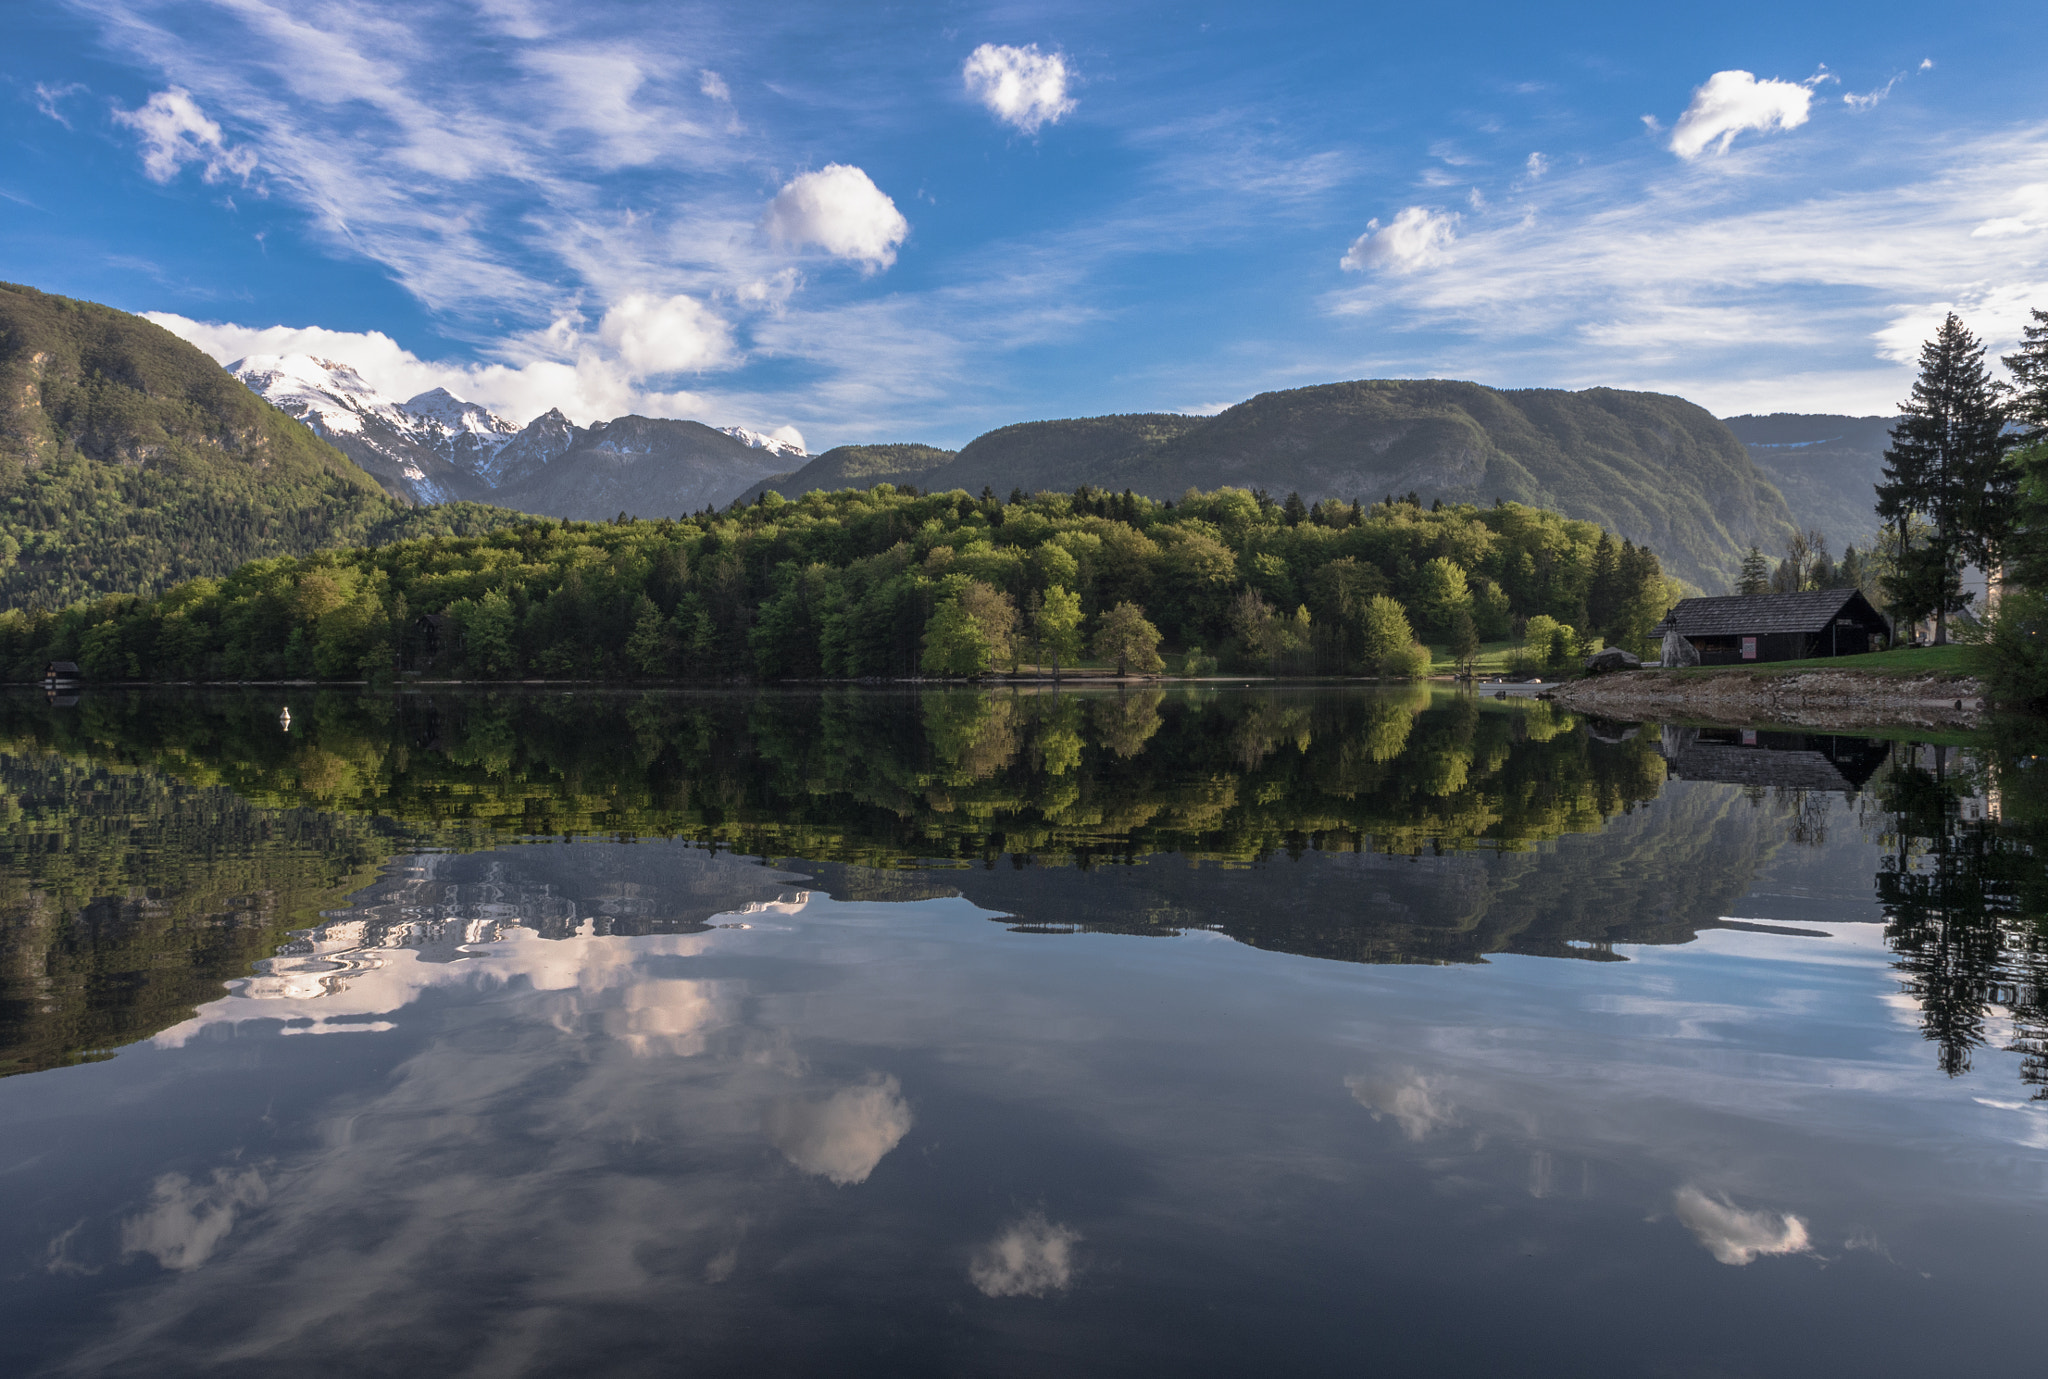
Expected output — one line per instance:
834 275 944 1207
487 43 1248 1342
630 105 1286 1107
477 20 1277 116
1658 589 1872 636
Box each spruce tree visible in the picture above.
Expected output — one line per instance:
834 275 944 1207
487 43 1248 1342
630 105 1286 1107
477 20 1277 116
2004 306 2048 447
1876 313 2010 643
1736 546 1770 595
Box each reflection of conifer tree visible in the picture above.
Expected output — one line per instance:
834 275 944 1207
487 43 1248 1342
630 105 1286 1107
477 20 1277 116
1877 747 2030 1079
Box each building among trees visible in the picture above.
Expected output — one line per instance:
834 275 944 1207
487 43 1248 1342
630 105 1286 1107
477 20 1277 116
1657 589 1890 666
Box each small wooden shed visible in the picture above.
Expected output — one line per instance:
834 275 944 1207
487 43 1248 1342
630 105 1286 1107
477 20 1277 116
1657 589 1890 666
43 660 82 687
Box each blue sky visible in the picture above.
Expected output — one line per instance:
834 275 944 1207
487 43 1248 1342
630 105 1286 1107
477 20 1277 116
5 1 2045 449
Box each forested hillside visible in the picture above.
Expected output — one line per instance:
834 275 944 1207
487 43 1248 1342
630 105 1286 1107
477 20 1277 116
796 383 1793 592
1721 413 1894 549
738 443 956 504
0 483 1675 682
0 283 407 608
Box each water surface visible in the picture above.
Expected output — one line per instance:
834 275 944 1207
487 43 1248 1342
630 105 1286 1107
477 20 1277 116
1 687 2043 1376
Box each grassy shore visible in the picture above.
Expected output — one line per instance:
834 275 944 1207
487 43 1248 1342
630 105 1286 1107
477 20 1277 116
1660 644 1977 679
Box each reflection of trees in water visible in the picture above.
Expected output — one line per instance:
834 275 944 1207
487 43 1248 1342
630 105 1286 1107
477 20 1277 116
1875 742 2048 1091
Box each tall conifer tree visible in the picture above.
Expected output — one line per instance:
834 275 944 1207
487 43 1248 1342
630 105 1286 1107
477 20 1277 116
1875 313 2010 644
2004 307 2048 447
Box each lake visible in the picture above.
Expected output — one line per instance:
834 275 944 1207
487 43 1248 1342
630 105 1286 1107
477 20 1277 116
2 686 2044 1377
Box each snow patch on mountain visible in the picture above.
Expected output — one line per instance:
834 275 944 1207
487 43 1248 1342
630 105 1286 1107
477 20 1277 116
720 425 808 459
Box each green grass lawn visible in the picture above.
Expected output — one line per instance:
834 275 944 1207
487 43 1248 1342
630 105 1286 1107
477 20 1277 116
1427 639 1527 675
1662 643 1978 678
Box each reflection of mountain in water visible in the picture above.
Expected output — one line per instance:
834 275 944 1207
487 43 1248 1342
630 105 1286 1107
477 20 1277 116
0 685 1996 1074
897 779 1800 965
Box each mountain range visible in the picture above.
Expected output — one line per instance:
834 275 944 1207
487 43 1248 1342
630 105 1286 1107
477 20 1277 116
232 355 804 517
746 386 1807 590
2 283 1894 606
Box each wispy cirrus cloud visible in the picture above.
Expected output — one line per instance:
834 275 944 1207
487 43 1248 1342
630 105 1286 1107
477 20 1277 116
1324 122 2048 414
113 86 258 186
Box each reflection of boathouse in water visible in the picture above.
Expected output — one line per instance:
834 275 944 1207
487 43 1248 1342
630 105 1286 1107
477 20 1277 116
1656 725 1890 793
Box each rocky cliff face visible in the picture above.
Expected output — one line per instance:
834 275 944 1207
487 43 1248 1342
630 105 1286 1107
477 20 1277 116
490 415 793 521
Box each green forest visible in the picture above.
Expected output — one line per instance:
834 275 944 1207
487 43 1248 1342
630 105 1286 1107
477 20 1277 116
0 482 1676 684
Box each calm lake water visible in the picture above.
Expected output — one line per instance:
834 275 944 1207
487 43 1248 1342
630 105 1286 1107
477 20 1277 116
2 686 2045 1377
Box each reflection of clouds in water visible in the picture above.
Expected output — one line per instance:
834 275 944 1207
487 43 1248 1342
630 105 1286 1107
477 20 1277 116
149 895 814 1050
120 1169 267 1271
1346 1071 1457 1140
1672 1186 1811 1265
969 1213 1081 1298
766 1076 913 1185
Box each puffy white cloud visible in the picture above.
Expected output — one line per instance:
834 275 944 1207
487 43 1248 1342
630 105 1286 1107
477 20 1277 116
120 1168 268 1271
763 165 909 272
969 1212 1081 1297
1525 151 1549 179
1347 1071 1458 1140
764 1075 913 1185
1340 207 1458 273
962 43 1076 134
1672 1186 1811 1265
1667 71 1814 160
113 87 258 186
596 293 735 375
699 70 730 103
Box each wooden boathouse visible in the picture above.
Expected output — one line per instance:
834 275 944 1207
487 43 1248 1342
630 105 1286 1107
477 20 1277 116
1657 589 1890 667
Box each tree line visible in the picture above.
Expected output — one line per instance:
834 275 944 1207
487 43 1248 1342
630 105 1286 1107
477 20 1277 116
0 483 1676 683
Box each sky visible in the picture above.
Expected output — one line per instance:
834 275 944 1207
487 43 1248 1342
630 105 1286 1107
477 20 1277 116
4 1 2046 450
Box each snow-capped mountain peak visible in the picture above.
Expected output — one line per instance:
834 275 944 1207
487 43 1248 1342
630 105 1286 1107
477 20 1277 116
231 354 519 505
404 387 519 442
719 425 807 460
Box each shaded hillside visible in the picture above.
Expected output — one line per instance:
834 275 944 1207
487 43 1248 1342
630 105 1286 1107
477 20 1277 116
927 414 1208 497
490 413 789 520
0 284 405 609
741 442 956 504
1722 413 1893 551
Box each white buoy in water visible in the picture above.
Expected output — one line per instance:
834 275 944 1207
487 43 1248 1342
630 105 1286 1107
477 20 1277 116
280 706 292 732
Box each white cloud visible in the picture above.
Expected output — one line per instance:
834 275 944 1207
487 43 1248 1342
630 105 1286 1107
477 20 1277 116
764 1075 913 1185
968 1213 1081 1297
1322 123 2048 414
699 70 730 103
1668 71 1813 160
1845 74 1907 112
113 87 258 186
147 312 669 426
121 1169 268 1271
1340 207 1458 273
962 43 1076 134
1347 1071 1458 1140
32 81 85 129
596 293 734 375
1526 151 1549 179
763 165 909 272
1672 1185 1811 1265
1969 183 2048 240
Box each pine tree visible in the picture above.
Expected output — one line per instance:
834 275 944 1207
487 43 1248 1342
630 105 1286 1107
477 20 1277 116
1586 533 1620 636
2004 307 2048 447
1876 313 2011 643
1736 546 1770 595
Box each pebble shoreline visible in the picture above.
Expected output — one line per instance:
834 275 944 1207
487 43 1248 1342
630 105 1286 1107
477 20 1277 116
1552 668 1984 731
